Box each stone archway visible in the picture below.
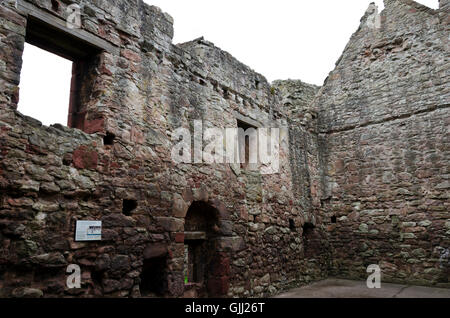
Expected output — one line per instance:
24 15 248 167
183 200 230 298
154 188 242 298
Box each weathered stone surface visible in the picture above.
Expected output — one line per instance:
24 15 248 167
172 193 188 218
0 0 447 299
217 237 246 252
72 145 98 170
314 0 450 286
157 217 184 232
143 243 168 259
12 287 43 298
30 253 67 267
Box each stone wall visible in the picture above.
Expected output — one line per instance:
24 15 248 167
0 0 326 297
313 0 450 287
272 80 330 283
0 0 448 298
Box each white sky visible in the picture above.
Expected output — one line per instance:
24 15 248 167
18 0 439 126
19 44 72 126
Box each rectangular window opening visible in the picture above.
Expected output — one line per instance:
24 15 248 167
184 241 206 285
18 43 73 127
237 119 257 170
17 16 102 130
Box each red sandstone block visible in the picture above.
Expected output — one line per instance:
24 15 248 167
84 118 104 134
240 206 248 221
122 49 141 63
26 144 47 155
182 188 193 202
210 255 230 277
207 276 230 297
99 63 113 76
7 197 32 207
174 232 185 243
143 243 168 259
73 145 98 170
212 199 230 220
130 126 144 144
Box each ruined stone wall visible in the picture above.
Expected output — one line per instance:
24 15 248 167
272 80 321 213
314 0 450 287
0 0 324 298
1 0 447 298
272 80 330 282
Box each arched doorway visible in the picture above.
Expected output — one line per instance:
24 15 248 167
183 201 229 297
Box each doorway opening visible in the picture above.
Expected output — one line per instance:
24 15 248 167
302 222 318 258
140 256 168 297
184 201 229 297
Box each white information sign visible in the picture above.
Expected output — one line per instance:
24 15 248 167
75 221 102 241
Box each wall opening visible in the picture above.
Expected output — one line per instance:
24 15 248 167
223 88 230 99
91 270 104 293
184 201 227 297
18 43 72 126
302 223 318 258
103 133 116 146
289 219 296 231
122 200 137 216
184 241 206 284
18 16 102 130
331 215 337 224
140 256 168 297
237 120 257 170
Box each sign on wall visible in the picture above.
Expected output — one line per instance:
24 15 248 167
75 221 102 241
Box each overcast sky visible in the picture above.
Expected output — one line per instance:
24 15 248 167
18 0 439 126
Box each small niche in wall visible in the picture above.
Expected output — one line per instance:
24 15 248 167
302 222 317 258
223 88 230 99
51 0 60 11
331 215 337 224
122 199 137 216
62 153 72 166
289 219 296 231
237 119 257 170
255 79 261 89
140 256 168 297
103 133 116 146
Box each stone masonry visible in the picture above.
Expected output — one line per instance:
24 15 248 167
0 0 448 297
314 0 450 287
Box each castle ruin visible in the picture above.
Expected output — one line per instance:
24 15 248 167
0 0 448 297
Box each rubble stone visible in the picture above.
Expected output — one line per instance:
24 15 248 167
0 0 448 298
